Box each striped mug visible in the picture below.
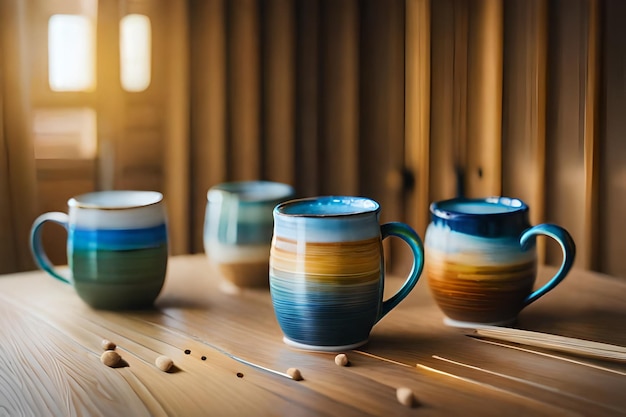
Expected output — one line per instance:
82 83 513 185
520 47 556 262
424 197 576 327
270 196 425 351
30 191 168 310
204 181 294 291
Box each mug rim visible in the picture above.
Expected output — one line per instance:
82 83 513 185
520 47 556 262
207 180 294 203
275 196 380 218
68 190 163 210
429 196 530 237
430 196 528 219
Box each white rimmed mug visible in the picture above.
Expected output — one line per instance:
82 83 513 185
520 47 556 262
30 190 169 310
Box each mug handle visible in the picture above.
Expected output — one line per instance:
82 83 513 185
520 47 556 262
520 223 576 307
30 212 71 284
377 221 425 321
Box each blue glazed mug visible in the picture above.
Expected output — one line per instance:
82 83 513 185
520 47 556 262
30 191 169 310
424 197 576 327
269 196 425 351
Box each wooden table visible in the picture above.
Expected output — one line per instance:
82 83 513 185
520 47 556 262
1 254 624 416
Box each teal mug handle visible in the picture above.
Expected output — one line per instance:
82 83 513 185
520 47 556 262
377 221 425 321
520 223 576 307
30 212 71 284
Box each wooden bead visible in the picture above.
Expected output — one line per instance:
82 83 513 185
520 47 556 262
155 355 174 372
100 350 122 368
334 353 349 366
101 339 116 351
286 367 303 381
396 387 417 407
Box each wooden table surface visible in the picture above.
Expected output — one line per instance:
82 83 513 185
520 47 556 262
0 254 625 416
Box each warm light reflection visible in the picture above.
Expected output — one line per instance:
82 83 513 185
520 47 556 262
120 14 152 92
48 15 95 91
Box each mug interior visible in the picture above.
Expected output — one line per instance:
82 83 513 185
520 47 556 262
432 197 525 217
429 197 530 238
276 196 379 217
69 190 163 209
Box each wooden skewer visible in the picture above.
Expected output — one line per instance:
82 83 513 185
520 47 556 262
467 326 626 362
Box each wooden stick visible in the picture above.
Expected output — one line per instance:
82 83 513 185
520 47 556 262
467 326 626 362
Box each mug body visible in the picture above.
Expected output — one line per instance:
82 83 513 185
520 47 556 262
424 197 536 325
204 181 294 290
270 196 384 351
68 191 168 309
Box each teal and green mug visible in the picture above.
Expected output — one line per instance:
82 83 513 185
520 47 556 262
204 181 294 291
270 196 425 351
424 197 576 327
30 190 168 310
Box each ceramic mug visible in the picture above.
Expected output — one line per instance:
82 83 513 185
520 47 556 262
204 181 294 291
424 197 576 327
269 196 425 351
30 190 168 310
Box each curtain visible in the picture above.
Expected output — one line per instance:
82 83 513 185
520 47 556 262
0 0 38 274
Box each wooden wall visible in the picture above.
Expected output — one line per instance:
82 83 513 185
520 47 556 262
187 0 626 278
25 0 626 278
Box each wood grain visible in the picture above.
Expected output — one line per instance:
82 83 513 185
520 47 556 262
0 255 624 416
582 0 601 271
501 0 548 263
263 0 295 185
404 0 431 239
466 0 503 197
319 0 359 196
228 0 261 181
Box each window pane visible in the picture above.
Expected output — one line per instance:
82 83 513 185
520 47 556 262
120 14 152 92
48 15 95 92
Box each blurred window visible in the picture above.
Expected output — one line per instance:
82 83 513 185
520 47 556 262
48 14 95 91
120 14 152 92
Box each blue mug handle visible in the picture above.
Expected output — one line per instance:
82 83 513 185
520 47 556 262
520 223 576 307
377 222 425 321
30 212 71 284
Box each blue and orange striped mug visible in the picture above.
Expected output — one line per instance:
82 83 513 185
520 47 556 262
30 191 168 310
424 197 576 327
269 196 424 351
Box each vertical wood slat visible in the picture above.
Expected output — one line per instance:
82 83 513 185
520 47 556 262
502 0 547 262
359 0 404 223
163 0 190 254
404 0 431 238
263 0 295 186
533 0 548 264
319 0 359 195
295 1 319 197
452 0 468 197
229 0 261 180
465 0 503 197
190 0 227 252
0 0 38 272
582 0 601 270
600 0 626 278
360 0 405 271
545 0 587 267
429 0 460 203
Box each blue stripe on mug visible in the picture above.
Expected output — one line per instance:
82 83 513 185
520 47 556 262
70 223 168 251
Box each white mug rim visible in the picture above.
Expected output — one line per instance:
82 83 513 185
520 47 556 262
68 190 163 210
